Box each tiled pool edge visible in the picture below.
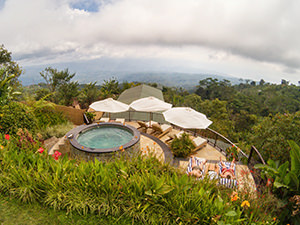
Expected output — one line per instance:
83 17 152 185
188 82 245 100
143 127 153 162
67 123 140 161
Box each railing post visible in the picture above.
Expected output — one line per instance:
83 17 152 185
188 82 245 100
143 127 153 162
247 146 254 165
129 111 131 121
214 133 218 147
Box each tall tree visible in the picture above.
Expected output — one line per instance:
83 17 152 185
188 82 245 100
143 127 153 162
100 78 120 99
39 67 77 105
0 44 22 85
78 82 100 108
40 67 75 93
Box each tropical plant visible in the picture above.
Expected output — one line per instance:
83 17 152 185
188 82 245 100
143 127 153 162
84 111 95 124
39 67 78 105
255 140 300 224
0 44 22 83
0 69 21 105
0 101 38 135
250 112 300 163
56 81 79 106
100 78 120 99
170 133 195 158
78 82 100 108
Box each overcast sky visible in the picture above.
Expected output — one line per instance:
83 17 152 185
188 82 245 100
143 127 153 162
1 0 300 84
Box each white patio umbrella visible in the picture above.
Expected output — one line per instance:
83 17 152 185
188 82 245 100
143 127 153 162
130 96 172 123
89 98 130 118
163 107 212 129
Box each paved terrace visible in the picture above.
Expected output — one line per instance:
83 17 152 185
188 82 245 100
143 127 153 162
126 121 256 192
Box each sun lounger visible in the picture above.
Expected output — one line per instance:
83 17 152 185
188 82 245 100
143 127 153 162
115 118 125 124
218 161 238 188
165 131 185 142
145 121 159 127
99 117 110 123
205 163 219 180
186 157 206 180
192 136 207 151
151 123 172 138
137 121 150 132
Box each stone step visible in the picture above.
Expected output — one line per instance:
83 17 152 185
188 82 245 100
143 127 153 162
48 136 67 155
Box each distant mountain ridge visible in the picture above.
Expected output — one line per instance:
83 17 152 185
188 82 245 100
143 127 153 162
20 57 242 87
21 67 241 88
121 72 241 88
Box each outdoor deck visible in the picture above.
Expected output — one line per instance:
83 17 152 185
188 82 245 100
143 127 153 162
127 121 256 192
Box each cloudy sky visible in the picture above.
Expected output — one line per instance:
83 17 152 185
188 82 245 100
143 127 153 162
1 0 300 84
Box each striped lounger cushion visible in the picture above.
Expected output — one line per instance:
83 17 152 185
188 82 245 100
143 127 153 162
186 157 206 180
218 161 238 188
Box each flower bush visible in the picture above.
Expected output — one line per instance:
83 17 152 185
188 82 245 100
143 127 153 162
225 145 239 161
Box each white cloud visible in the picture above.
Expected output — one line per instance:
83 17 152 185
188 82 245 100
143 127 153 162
1 0 300 83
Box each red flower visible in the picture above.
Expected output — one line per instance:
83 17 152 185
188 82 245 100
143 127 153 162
250 170 254 173
5 134 10 141
266 178 272 187
52 151 62 160
38 147 45 154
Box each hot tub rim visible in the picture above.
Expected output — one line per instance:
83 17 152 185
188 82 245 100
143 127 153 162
67 122 140 154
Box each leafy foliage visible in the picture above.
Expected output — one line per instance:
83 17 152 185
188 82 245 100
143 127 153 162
78 82 100 108
170 133 195 158
39 67 79 105
33 106 69 130
84 111 95 123
255 141 300 224
0 69 21 106
0 101 38 135
250 112 300 163
225 145 239 161
0 44 22 84
100 78 121 99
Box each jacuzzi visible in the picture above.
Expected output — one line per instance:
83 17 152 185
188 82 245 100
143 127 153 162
67 122 140 161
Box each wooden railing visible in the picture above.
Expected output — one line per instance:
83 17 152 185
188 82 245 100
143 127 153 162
248 146 266 165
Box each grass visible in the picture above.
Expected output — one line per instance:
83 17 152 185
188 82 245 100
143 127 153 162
39 121 75 139
0 195 138 225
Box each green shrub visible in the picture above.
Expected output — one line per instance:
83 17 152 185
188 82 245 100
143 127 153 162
171 133 195 158
39 121 74 139
34 106 69 129
0 101 38 135
84 111 95 124
255 141 300 224
250 112 300 163
225 145 239 161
